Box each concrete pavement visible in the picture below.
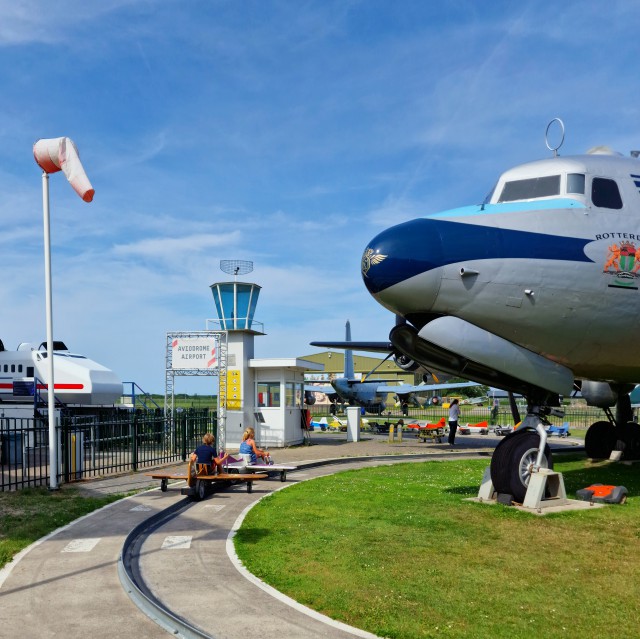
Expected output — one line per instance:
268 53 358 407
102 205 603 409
0 432 583 638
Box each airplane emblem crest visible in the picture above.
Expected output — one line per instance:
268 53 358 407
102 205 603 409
361 248 387 277
603 240 640 288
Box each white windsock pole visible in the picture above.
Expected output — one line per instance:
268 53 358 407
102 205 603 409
34 137 94 490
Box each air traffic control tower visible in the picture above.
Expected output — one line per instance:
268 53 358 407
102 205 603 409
208 261 322 448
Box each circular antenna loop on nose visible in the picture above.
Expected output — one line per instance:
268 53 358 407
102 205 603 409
545 118 565 157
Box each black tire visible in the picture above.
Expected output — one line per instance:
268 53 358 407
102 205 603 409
616 422 640 460
585 421 616 459
491 430 553 503
160 478 168 492
196 479 206 501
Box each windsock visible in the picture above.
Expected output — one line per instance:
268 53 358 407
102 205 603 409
33 137 94 202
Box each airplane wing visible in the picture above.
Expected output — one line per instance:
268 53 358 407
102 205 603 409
309 340 392 353
375 381 482 394
305 384 335 395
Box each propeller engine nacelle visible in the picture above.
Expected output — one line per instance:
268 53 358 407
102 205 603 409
580 381 636 408
580 381 618 408
304 391 316 406
393 353 419 372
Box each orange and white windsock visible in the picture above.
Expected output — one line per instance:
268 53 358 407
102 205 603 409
33 137 95 202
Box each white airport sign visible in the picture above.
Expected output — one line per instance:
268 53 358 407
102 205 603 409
171 336 218 370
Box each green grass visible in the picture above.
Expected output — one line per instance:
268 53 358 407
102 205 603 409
0 487 122 569
235 456 640 639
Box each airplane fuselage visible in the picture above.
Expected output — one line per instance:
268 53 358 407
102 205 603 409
331 378 387 412
0 342 122 405
362 150 640 396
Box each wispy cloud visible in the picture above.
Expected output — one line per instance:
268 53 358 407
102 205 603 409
112 231 242 259
0 0 144 45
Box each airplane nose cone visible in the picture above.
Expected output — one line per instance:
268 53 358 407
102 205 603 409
361 218 444 299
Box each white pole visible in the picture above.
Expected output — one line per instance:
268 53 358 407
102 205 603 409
42 171 58 490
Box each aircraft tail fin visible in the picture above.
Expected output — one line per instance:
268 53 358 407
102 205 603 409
344 320 354 379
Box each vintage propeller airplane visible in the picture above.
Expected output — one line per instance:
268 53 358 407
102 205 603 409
307 320 479 414
357 120 640 501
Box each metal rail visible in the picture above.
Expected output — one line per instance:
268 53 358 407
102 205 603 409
118 496 216 639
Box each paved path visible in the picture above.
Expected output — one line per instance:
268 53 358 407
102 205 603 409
0 433 582 638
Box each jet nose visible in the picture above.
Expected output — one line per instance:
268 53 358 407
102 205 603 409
361 218 444 303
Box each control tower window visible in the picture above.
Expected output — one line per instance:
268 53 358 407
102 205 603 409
592 177 622 209
498 175 561 202
567 173 585 194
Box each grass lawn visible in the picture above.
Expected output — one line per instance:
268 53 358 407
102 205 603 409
235 456 640 639
0 487 122 569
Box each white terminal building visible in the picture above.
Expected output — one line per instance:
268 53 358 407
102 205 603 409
205 275 323 449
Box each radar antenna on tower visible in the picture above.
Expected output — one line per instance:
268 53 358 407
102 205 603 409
210 260 262 332
220 260 253 280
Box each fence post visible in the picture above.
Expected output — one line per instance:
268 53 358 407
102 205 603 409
132 411 138 472
60 422 69 484
181 411 187 461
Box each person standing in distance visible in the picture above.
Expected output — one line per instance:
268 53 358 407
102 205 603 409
448 398 460 445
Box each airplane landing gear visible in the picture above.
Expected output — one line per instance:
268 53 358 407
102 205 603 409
584 392 640 460
491 430 554 503
490 408 555 503
584 420 616 459
585 420 640 460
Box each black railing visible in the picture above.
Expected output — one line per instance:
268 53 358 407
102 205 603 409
1 408 216 491
308 403 620 431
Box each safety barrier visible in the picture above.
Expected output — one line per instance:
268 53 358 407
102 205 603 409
0 408 216 491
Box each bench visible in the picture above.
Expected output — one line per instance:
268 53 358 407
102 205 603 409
226 455 298 482
147 459 268 500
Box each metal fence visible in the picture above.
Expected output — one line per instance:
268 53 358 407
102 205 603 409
309 403 618 430
0 408 216 491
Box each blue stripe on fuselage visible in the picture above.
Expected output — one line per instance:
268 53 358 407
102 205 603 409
363 217 593 294
428 198 586 219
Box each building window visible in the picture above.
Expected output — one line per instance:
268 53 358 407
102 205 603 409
285 382 304 408
257 382 280 407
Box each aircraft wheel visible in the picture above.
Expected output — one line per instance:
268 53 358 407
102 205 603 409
617 422 640 460
196 479 207 501
490 430 552 503
585 421 616 459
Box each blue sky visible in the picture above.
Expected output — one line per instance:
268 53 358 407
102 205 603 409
1 1 639 394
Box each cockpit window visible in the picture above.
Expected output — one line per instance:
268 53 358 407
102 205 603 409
498 175 561 202
567 173 585 194
592 177 622 209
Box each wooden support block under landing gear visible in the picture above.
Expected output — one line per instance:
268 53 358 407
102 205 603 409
477 466 496 501
522 468 568 510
